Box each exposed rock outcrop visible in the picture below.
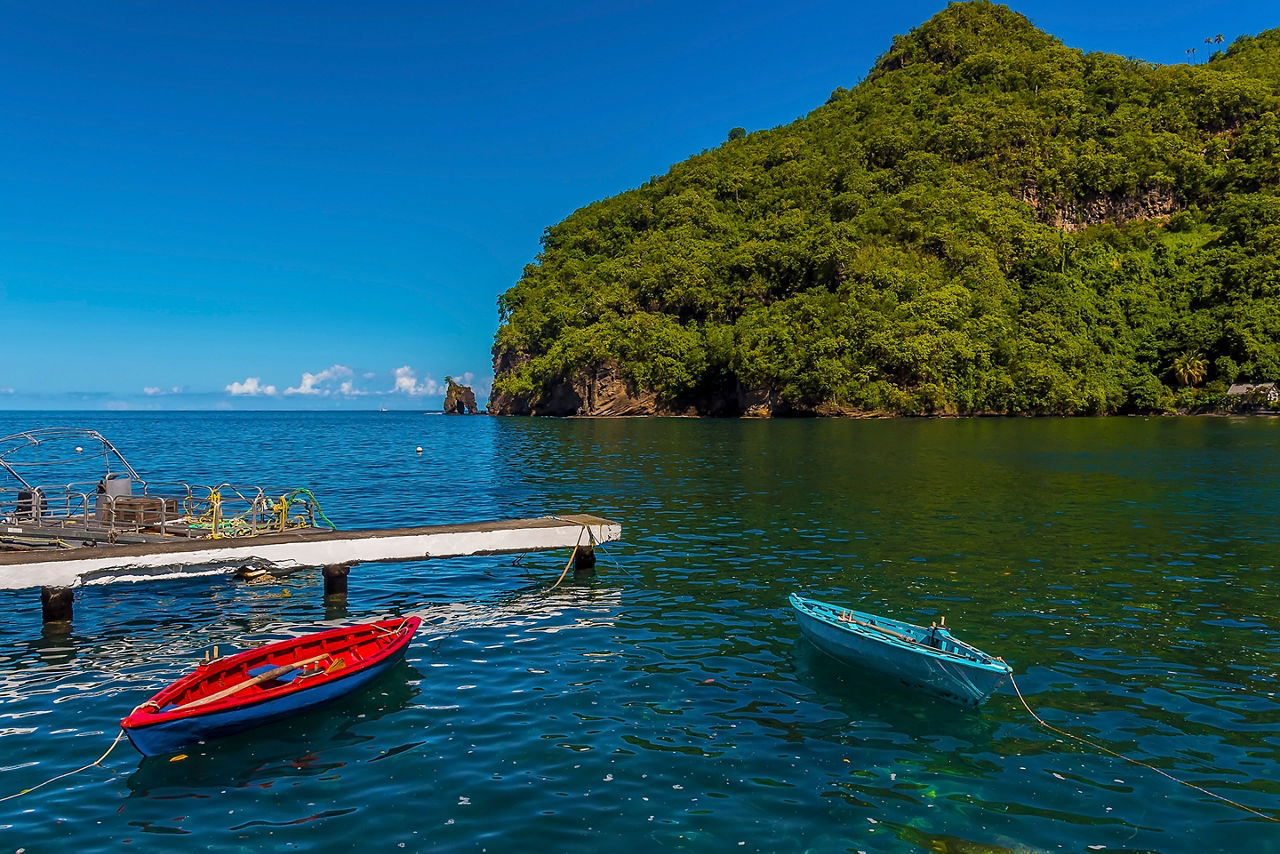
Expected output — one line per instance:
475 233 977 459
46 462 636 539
1020 183 1181 231
443 377 479 415
491 359 714 416
737 386 781 418
487 351 534 415
490 363 662 416
488 362 871 418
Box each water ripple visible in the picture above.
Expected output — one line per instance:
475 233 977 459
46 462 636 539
0 414 1278 851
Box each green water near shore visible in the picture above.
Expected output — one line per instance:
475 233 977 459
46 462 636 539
0 413 1277 852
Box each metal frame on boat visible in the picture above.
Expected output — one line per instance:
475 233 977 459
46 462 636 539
0 427 335 551
790 593 1011 706
0 427 622 629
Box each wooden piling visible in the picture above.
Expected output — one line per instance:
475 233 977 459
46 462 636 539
573 545 596 573
40 586 73 624
322 564 350 598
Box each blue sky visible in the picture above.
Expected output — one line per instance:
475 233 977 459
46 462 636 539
1 0 1272 410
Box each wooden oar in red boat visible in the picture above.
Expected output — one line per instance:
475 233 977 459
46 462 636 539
170 653 331 712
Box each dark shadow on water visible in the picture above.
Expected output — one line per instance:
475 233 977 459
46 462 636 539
323 596 350 622
122 659 421 796
18 627 82 668
791 637 1000 743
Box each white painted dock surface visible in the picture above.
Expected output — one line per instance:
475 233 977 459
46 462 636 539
0 514 620 591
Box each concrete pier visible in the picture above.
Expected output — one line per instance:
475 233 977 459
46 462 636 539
0 514 620 622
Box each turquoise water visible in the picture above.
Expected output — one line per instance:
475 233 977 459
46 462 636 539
1 413 1278 852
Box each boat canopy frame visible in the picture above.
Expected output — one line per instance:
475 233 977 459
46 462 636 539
0 427 141 491
0 428 334 548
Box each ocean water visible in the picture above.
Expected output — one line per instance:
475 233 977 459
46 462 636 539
0 412 1277 853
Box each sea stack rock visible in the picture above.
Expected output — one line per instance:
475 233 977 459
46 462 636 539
443 377 479 415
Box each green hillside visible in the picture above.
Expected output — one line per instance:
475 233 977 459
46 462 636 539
491 1 1280 416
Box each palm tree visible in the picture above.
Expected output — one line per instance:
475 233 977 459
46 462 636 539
1172 351 1208 387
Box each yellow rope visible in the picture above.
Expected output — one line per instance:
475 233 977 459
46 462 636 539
0 729 126 802
1005 668 1279 822
274 495 290 532
0 536 74 549
187 489 314 539
187 489 225 539
547 524 591 592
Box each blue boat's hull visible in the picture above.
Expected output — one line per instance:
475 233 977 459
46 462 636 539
124 646 408 757
790 594 1010 706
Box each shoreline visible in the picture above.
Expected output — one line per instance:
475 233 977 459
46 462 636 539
484 408 1280 420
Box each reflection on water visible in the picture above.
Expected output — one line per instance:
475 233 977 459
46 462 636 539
0 413 1277 852
790 638 1001 745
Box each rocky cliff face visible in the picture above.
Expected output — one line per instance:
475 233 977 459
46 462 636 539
487 351 533 415
486 360 872 417
489 362 665 416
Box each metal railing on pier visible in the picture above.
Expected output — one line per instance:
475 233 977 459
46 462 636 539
0 480 334 550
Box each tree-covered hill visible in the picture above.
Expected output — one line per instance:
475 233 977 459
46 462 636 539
491 1 1280 416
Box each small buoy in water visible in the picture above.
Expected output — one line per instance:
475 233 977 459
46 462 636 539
74 446 83 453
415 446 423 454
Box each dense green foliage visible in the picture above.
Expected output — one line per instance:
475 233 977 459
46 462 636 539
493 2 1280 415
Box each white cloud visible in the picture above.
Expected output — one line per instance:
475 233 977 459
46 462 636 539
143 387 162 396
391 365 440 397
285 364 354 396
0 387 13 395
226 377 278 396
219 365 460 401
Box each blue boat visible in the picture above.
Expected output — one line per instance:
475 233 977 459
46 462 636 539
121 616 421 756
789 594 1011 706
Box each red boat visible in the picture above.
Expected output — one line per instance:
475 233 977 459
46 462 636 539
121 616 421 756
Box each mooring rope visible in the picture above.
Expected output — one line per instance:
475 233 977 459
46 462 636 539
543 515 638 585
547 524 589 592
369 615 414 635
0 729 126 803
591 535 636 581
1005 669 1279 822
